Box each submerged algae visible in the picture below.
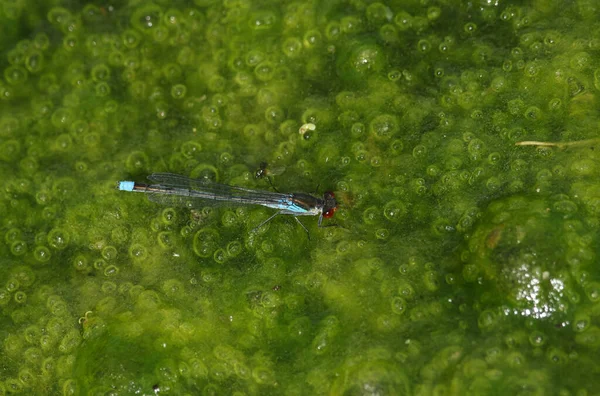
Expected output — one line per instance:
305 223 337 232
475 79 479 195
1 0 600 394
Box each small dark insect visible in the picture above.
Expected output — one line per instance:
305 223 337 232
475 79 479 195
272 285 281 291
254 161 286 191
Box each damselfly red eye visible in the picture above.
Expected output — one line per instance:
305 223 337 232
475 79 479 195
323 206 337 219
322 191 337 219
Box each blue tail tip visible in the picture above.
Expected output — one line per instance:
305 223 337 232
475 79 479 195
119 181 135 191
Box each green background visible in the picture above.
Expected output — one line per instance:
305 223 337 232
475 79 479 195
1 0 600 394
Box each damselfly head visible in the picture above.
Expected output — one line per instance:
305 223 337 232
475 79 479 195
322 191 337 219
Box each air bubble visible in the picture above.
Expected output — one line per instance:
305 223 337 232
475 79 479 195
585 282 600 302
375 229 389 239
14 291 27 304
227 241 242 257
10 240 27 256
464 22 477 34
25 51 44 74
391 297 407 315
171 84 187 99
34 246 51 263
528 331 546 347
282 37 302 58
48 228 69 250
193 228 220 258
4 66 28 85
369 114 399 140
383 200 407 222
129 243 148 260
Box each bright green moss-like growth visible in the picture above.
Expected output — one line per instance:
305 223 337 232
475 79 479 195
1 0 600 394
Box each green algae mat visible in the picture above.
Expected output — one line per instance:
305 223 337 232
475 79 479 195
1 0 600 394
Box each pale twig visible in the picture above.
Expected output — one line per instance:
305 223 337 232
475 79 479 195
515 138 600 149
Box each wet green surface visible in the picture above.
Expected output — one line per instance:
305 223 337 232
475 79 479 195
1 0 600 394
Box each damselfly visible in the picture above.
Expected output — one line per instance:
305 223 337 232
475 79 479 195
118 173 337 237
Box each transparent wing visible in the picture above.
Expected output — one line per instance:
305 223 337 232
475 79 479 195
265 165 286 176
147 172 292 208
146 193 199 208
148 173 210 190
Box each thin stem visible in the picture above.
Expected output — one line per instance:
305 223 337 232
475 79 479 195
515 138 600 149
